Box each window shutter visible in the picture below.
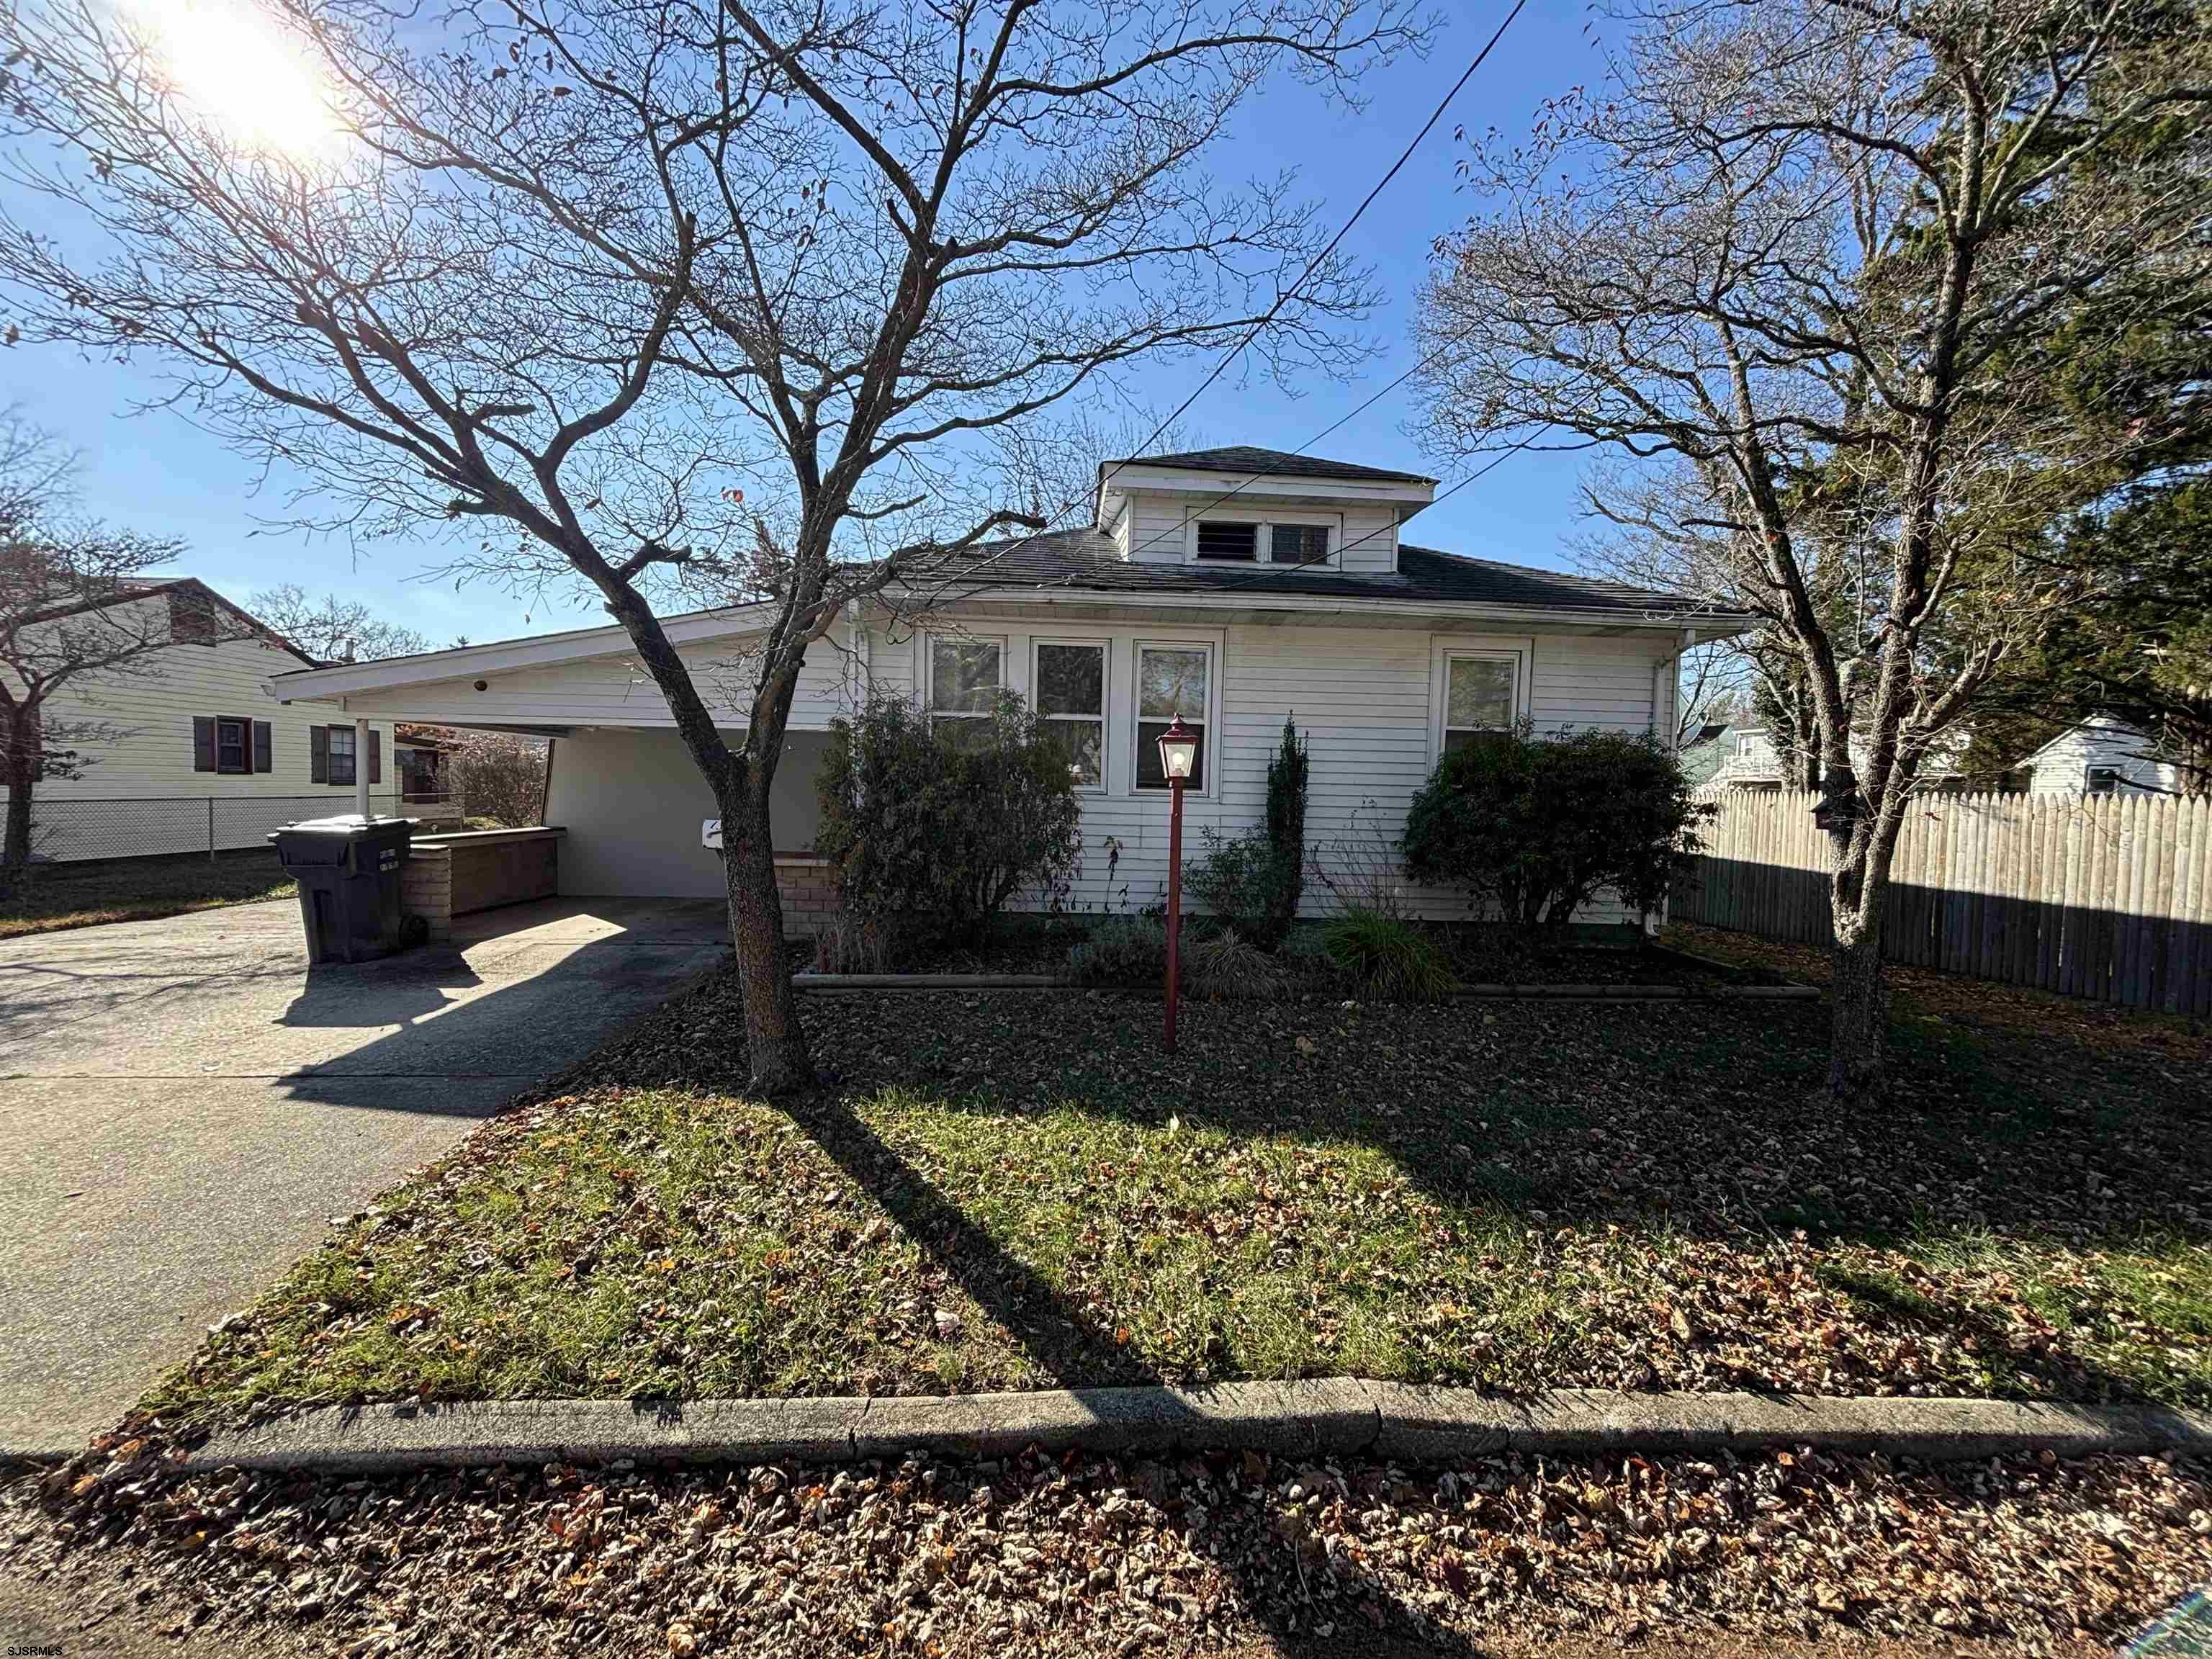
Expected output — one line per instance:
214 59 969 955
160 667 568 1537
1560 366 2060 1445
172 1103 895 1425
310 724 329 783
368 727 382 784
253 721 272 774
192 716 215 773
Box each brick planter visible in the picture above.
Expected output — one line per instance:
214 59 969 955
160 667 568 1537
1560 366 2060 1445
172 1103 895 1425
775 855 835 936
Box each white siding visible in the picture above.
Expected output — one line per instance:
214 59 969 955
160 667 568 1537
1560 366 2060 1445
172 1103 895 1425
1119 490 1401 573
19 616 396 804
529 612 1673 923
2027 719 2182 794
325 631 856 730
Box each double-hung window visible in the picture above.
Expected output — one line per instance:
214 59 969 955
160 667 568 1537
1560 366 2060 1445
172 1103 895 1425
1035 641 1106 788
1135 643 1210 791
927 635 1003 750
328 723 358 786
214 717 249 774
1442 654 1518 753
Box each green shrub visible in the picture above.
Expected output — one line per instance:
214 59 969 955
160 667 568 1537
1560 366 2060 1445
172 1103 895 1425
1181 717 1310 946
1321 908 1458 1002
1262 716 1309 938
1182 931 1287 1001
816 692 1083 941
1185 827 1287 943
1066 915 1167 986
1401 722 1709 930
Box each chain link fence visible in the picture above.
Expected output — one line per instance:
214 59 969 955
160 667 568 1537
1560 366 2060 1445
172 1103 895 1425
1 791 466 863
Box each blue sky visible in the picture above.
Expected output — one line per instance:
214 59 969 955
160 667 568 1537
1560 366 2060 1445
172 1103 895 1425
1 1 1604 647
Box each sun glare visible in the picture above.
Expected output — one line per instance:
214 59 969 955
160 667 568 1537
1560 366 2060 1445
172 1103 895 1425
125 0 341 156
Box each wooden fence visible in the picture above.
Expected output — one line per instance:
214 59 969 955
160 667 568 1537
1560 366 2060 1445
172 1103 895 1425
1671 789 2212 1015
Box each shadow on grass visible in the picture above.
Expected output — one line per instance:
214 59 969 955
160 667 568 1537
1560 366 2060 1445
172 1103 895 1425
778 1090 1496 1657
655 974 2212 1410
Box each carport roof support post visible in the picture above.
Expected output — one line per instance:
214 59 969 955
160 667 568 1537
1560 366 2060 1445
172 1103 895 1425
356 716 371 817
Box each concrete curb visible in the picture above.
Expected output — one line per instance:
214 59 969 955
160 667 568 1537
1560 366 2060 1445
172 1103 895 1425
173 1384 2212 1478
790 973 1820 1002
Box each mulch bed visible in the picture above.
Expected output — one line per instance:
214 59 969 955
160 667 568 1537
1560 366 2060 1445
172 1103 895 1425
6 1426 2209 1658
142 956 2212 1424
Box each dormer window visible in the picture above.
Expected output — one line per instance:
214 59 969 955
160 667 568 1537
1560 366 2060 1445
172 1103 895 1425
1190 515 1336 567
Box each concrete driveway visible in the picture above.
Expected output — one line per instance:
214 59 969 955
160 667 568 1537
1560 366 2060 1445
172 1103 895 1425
0 895 728 1452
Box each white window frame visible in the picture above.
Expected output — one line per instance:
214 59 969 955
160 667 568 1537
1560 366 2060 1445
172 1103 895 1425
1130 637 1220 799
1427 635 1532 763
1031 637 1109 794
921 631 1008 736
1184 507 1341 570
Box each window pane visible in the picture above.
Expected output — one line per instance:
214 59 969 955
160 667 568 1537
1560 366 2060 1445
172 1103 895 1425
1043 719 1104 787
1137 720 1205 791
1195 521 1258 560
1036 643 1103 716
1270 523 1328 565
933 715 996 753
329 727 355 757
930 638 1002 713
1447 657 1515 730
1138 647 1208 719
1444 727 1513 757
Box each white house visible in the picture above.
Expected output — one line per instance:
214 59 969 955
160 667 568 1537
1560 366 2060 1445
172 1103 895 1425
1705 722 1982 793
5 577 452 861
263 447 1754 925
2019 716 2187 796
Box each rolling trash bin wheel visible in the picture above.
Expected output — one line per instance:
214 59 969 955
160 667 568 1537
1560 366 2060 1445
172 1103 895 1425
267 814 417 964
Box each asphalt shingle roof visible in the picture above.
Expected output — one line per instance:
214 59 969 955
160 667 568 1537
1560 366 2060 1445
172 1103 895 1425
1105 446 1438 487
908 527 1731 616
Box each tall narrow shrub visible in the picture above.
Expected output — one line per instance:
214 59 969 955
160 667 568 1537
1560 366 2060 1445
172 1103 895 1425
1263 715 1309 939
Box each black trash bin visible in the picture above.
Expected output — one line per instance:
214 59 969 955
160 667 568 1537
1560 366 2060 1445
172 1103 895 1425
269 814 416 964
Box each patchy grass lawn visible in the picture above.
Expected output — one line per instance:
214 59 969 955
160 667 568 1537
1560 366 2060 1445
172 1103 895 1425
148 926 2212 1425
0 849 292 938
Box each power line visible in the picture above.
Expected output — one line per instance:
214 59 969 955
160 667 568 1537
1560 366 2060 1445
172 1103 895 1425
922 0 1532 593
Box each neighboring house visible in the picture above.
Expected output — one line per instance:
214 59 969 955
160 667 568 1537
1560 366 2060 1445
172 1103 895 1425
264 446 1755 926
2018 716 2187 796
1705 723 1991 793
1678 721 1734 788
4 577 433 861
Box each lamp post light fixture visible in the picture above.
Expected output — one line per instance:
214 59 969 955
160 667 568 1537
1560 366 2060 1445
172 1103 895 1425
1156 713 1197 1055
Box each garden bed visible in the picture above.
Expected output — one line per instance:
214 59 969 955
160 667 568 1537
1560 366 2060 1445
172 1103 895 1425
807 914 1770 994
147 959 2212 1427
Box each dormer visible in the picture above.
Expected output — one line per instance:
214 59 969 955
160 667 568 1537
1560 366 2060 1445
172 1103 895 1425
1094 447 1437 576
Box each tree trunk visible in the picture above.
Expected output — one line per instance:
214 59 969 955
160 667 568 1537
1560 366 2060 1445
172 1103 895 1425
720 781 814 1096
1827 904 1887 1100
1 723 35 902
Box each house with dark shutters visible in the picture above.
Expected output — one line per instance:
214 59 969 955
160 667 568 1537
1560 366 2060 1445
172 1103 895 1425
2 577 451 861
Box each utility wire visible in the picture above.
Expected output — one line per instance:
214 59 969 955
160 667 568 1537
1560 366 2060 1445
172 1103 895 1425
914 0 1532 595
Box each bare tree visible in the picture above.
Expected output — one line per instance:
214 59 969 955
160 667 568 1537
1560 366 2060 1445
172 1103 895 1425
248 584 434 663
0 0 1428 1090
1413 0 2208 1098
0 410 196 894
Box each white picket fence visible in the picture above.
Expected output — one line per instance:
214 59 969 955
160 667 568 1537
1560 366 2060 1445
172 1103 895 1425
1671 789 2212 1015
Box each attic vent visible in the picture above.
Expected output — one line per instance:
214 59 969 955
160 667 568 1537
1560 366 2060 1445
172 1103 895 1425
1195 521 1259 561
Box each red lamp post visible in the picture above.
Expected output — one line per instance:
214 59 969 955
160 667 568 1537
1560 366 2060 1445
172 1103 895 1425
1156 714 1198 1055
